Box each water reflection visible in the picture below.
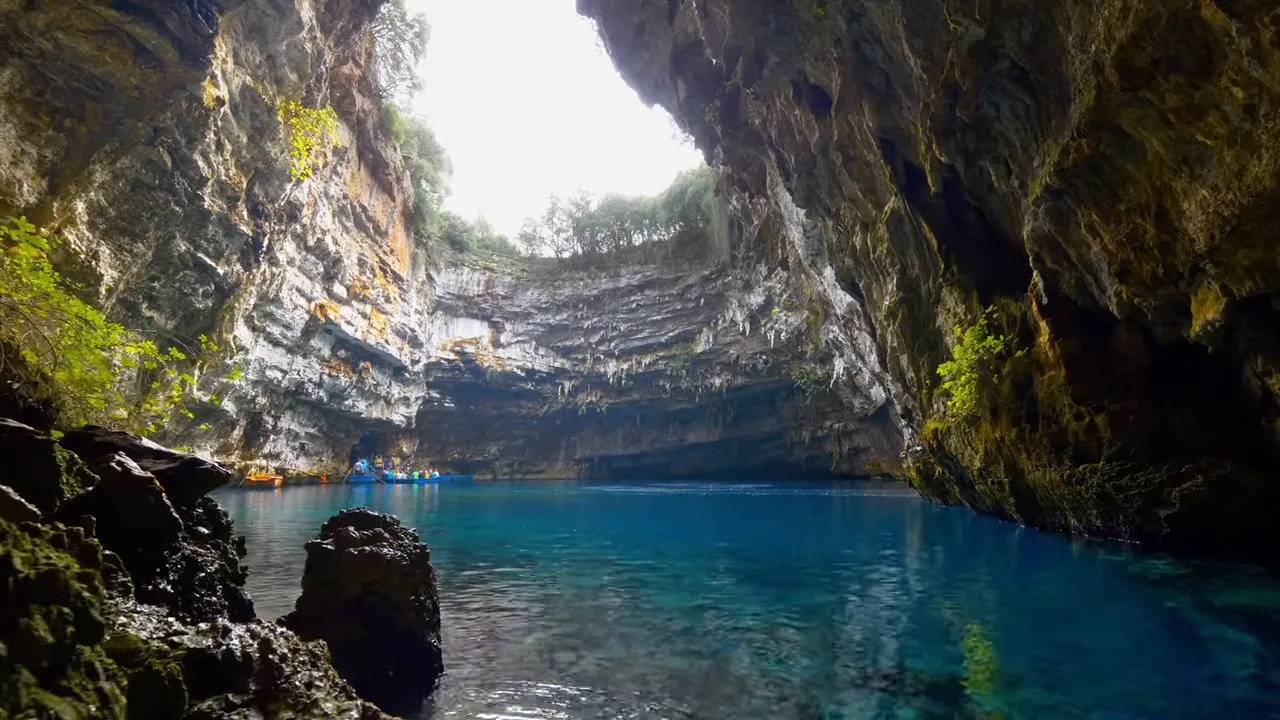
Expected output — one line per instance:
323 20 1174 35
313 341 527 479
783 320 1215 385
214 481 1280 719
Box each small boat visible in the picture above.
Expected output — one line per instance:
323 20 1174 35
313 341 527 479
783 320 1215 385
345 474 379 484
241 473 283 488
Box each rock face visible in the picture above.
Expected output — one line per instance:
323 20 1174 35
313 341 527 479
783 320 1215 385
56 430 254 623
0 418 393 719
61 427 237 507
579 0 1280 557
113 603 392 720
1 0 901 481
284 508 443 716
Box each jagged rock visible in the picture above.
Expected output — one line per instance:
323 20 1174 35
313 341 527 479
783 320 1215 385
46 439 253 623
0 484 40 524
58 452 185 551
112 602 392 720
3 0 903 483
284 508 443 715
0 417 98 514
103 632 188 720
60 427 235 508
0 516 128 718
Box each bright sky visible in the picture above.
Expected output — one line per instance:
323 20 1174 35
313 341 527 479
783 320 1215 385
404 0 704 238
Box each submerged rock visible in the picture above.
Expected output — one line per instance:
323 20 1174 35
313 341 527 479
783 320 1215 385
60 426 235 508
284 508 443 715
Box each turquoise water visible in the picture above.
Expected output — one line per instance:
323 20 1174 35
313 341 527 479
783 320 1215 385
213 481 1280 719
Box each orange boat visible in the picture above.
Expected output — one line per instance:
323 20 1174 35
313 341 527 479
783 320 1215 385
241 473 283 487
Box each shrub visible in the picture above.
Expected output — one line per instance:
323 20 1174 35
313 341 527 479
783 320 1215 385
277 101 339 181
791 367 826 400
0 217 238 434
936 306 1024 417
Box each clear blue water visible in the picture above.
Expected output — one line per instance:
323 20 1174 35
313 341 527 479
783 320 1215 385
213 481 1280 719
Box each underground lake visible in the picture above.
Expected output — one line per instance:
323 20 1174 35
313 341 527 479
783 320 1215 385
214 480 1280 720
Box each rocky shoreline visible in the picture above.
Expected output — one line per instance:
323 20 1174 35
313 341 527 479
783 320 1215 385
0 417 442 719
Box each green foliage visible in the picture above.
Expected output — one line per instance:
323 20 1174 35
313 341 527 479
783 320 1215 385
791 367 826 401
439 212 519 256
516 164 730 266
277 101 339 181
0 217 239 434
936 306 1024 417
371 0 430 98
381 103 406 147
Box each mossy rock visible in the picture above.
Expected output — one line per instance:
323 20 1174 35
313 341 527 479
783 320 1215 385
0 418 98 514
0 517 127 719
103 633 188 720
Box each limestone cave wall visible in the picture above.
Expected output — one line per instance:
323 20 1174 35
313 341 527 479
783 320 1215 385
580 0 1280 558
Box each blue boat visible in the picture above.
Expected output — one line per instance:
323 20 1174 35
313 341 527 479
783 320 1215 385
413 473 473 483
345 474 379 484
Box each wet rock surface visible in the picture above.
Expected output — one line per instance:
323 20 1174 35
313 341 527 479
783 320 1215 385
0 417 99 514
53 432 254 623
114 602 392 720
0 416 395 718
61 426 236 508
285 508 443 716
580 0 1280 559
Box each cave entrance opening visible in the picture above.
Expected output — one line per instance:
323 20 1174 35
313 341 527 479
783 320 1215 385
350 430 390 466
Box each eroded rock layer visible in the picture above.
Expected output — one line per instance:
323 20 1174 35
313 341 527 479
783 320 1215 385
580 0 1280 557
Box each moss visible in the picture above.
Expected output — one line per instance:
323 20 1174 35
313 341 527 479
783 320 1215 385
0 421 97 514
103 633 188 720
0 518 127 719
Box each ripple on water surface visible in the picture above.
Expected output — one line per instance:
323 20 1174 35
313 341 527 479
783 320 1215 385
213 480 1280 719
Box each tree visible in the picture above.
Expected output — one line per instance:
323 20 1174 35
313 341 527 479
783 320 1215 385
390 106 452 241
371 0 430 99
0 217 241 434
509 164 726 265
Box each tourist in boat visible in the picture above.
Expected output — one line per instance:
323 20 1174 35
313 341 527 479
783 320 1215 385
411 470 419 480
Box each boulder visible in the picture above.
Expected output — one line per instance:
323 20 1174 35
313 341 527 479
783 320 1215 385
0 483 40 523
58 452 185 551
54 455 253 623
112 602 393 720
0 417 98 513
60 426 235 508
283 508 443 715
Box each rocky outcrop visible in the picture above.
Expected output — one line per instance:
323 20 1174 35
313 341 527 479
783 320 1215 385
284 508 442 716
114 603 392 720
55 428 254 623
61 427 236 507
0 417 98 513
579 0 1280 558
0 419 393 718
0 515 128 718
